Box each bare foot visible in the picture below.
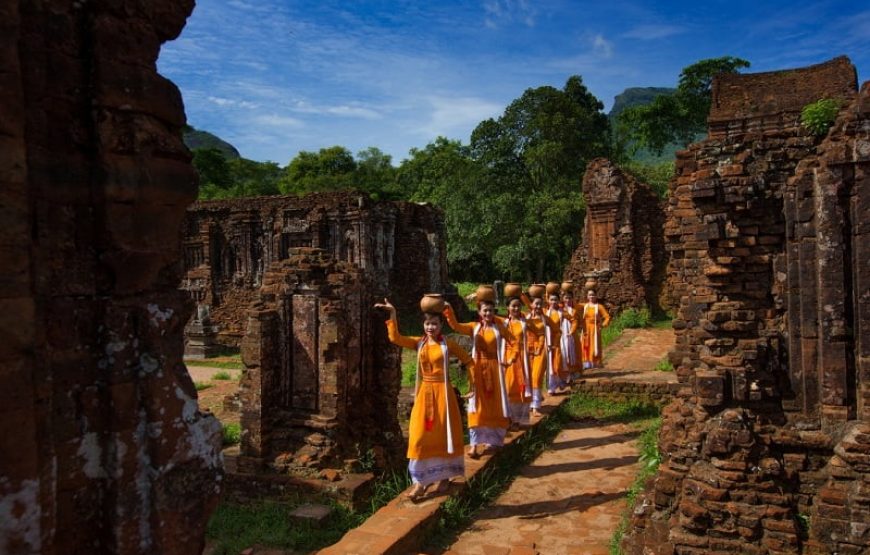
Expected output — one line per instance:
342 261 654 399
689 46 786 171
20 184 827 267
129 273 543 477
467 445 481 459
433 479 451 495
405 483 427 502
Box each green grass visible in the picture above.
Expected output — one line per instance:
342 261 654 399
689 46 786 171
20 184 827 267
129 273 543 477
222 422 241 446
609 417 663 555
453 281 479 311
206 498 364 555
186 359 244 370
602 307 651 347
194 381 213 391
653 358 674 372
212 370 233 380
207 468 412 554
423 393 661 550
401 350 417 387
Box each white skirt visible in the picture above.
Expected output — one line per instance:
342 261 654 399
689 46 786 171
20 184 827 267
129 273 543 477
469 426 507 447
408 456 465 486
509 401 530 425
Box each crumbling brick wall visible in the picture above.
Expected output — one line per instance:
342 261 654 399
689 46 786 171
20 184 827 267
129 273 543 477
563 158 669 313
0 2 222 554
624 57 870 555
182 193 461 347
237 249 403 472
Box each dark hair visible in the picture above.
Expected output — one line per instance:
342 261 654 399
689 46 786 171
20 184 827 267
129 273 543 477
477 300 495 309
422 312 443 323
507 296 522 305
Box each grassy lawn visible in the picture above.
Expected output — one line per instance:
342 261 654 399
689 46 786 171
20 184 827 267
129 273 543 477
185 358 244 370
206 497 364 555
206 469 413 555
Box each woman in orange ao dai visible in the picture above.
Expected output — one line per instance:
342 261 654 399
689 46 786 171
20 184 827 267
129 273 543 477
560 286 583 380
520 285 559 416
545 284 578 394
375 297 473 501
499 293 546 429
580 289 611 369
444 297 514 458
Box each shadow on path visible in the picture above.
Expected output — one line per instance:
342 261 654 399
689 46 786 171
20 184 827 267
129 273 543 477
546 430 640 452
520 455 639 479
475 490 627 521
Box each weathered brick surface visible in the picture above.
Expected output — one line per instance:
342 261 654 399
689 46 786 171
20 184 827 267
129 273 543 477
236 248 405 473
624 57 870 555
563 158 671 312
0 2 221 554
181 193 463 347
181 194 464 476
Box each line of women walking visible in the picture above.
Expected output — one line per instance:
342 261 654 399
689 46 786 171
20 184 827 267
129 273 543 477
374 281 610 502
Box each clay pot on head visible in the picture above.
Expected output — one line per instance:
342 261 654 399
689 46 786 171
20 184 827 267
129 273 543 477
528 283 546 299
504 282 522 299
561 281 574 293
584 279 598 293
545 282 561 296
476 284 496 303
420 293 446 313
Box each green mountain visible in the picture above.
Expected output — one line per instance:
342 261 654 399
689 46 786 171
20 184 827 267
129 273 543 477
183 126 241 159
608 86 703 163
608 86 675 121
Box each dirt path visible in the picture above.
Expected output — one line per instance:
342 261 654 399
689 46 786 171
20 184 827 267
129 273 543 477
186 364 242 423
603 327 673 374
441 326 675 555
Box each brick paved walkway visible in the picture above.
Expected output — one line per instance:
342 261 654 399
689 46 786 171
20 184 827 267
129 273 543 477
436 327 675 555
441 420 641 555
317 327 675 555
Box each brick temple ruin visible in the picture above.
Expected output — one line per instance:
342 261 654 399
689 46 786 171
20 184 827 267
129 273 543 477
1 1 221 554
623 57 870 555
181 192 457 348
180 193 464 474
563 157 670 312
4 2 870 553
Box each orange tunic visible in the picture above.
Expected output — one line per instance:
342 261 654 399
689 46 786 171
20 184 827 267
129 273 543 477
444 305 513 430
545 307 577 382
386 320 472 460
580 302 611 367
499 316 544 403
562 305 583 372
524 312 558 391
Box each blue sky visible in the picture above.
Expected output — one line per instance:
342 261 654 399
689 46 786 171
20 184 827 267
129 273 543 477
157 0 869 165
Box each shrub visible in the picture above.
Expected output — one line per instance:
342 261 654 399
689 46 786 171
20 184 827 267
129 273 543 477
654 358 674 372
195 381 213 391
801 98 841 136
212 370 233 381
222 422 241 446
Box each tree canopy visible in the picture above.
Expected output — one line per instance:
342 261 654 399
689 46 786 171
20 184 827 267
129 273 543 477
615 56 750 155
391 77 610 281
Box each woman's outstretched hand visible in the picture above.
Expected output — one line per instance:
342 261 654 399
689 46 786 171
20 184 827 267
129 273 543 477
373 298 396 313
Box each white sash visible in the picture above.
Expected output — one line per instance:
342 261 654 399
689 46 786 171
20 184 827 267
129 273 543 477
469 321 510 418
560 307 576 367
543 313 553 379
416 337 455 454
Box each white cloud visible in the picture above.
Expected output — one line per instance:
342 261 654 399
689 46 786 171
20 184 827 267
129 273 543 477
290 100 382 120
420 96 503 138
252 114 304 128
592 34 613 59
483 0 537 29
207 96 258 109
